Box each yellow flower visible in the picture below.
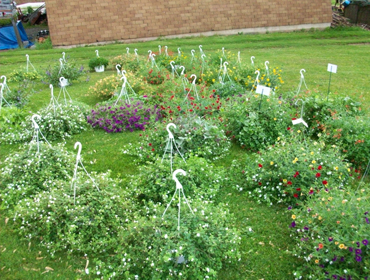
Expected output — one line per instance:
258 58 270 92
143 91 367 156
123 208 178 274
312 160 316 164
277 137 280 141
212 79 215 83
334 166 339 171
339 244 345 249
292 215 296 219
335 241 339 245
310 152 314 155
273 118 277 121
318 216 322 220
270 161 274 165
315 259 319 264
297 130 301 133
283 179 287 183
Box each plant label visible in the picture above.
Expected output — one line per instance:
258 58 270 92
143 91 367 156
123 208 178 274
256 85 270 96
327 64 337 73
292 118 308 128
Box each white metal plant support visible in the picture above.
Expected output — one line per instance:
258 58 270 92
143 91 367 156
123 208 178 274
221 61 232 83
47 84 60 115
190 49 195 64
165 46 169 57
200 54 207 75
265 61 270 77
184 74 199 101
161 123 186 174
57 77 72 105
71 142 99 205
58 58 64 75
95 50 99 57
30 114 51 154
134 49 139 62
251 56 255 67
158 45 161 55
62 52 67 63
126 47 130 56
162 169 194 232
25 54 36 73
250 70 260 94
296 69 308 94
0 75 11 96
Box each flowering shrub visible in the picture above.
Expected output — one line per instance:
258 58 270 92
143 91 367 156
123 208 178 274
43 60 86 86
288 187 370 279
0 143 74 209
122 115 231 163
87 99 162 133
8 69 41 82
209 81 245 98
0 107 28 134
124 155 226 203
221 94 294 151
11 172 135 258
4 80 35 108
93 199 241 279
0 102 90 144
142 68 167 85
109 54 143 73
87 74 121 100
236 136 352 205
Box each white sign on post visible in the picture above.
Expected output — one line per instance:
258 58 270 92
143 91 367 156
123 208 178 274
256 85 271 96
292 118 308 128
327 63 337 73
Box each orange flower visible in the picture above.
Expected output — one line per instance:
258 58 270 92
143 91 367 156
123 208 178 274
318 243 324 249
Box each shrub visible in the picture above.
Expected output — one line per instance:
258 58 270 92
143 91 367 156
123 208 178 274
8 69 41 82
93 199 241 279
87 74 121 100
87 99 162 133
123 115 231 163
124 155 226 203
11 172 135 257
43 60 85 86
0 103 90 144
235 135 353 205
0 107 28 134
288 187 370 279
0 142 74 208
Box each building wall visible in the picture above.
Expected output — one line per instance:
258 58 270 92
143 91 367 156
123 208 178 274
39 0 332 47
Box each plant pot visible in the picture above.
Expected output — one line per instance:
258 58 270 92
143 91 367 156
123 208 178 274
59 78 69 87
94 65 105 72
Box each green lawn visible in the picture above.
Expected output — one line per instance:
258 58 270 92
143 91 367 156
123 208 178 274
0 26 369 279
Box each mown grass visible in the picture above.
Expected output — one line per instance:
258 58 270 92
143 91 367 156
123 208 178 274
0 27 369 279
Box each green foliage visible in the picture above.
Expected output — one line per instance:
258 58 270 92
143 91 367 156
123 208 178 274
0 18 12 27
0 107 28 134
8 69 41 82
123 115 231 163
209 81 245 98
2 80 36 108
235 135 353 205
125 155 226 203
43 60 85 86
87 74 121 100
0 143 74 209
88 57 109 71
288 187 370 279
0 103 90 144
11 172 135 257
35 37 53 50
93 199 241 279
109 54 143 73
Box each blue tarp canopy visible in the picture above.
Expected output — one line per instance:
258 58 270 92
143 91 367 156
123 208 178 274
0 21 33 50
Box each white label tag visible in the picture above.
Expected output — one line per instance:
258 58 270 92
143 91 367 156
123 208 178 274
256 85 271 96
292 118 308 128
327 63 337 73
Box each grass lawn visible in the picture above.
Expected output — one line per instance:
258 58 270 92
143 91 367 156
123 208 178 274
0 26 369 279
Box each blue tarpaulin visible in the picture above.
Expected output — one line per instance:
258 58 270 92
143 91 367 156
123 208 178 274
0 21 33 50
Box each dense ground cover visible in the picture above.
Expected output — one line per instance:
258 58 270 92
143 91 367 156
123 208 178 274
0 26 369 279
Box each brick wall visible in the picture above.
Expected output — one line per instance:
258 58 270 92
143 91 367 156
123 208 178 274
43 0 332 47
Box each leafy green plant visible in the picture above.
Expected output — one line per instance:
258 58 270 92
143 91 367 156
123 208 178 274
123 115 231 163
8 69 41 82
0 142 74 209
235 135 353 205
124 155 226 203
0 107 28 134
288 187 370 279
88 57 109 71
43 60 85 86
0 103 90 144
93 199 241 279
35 36 53 50
11 172 135 258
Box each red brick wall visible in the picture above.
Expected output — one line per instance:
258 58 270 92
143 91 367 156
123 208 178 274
43 0 332 47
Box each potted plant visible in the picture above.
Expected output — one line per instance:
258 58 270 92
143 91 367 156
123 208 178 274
88 57 109 72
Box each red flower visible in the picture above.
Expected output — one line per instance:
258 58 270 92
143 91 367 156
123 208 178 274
318 165 322 170
149 143 152 146
287 181 292 185
316 173 321 178
258 182 262 186
309 189 314 195
318 243 324 249
170 95 175 100
322 180 328 185
292 118 297 120
296 188 301 191
149 69 153 74
258 164 263 168
287 127 291 131
294 193 299 198
151 148 155 152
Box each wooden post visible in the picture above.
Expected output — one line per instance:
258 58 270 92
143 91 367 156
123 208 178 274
11 1 23 48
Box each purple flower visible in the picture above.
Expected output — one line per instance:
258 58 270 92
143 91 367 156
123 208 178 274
290 221 296 228
357 242 361 247
332 256 337 262
348 247 353 252
304 226 309 231
356 255 362 262
332 275 338 279
328 237 333 242
355 249 362 255
362 239 368 246
366 217 369 224
287 206 292 210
